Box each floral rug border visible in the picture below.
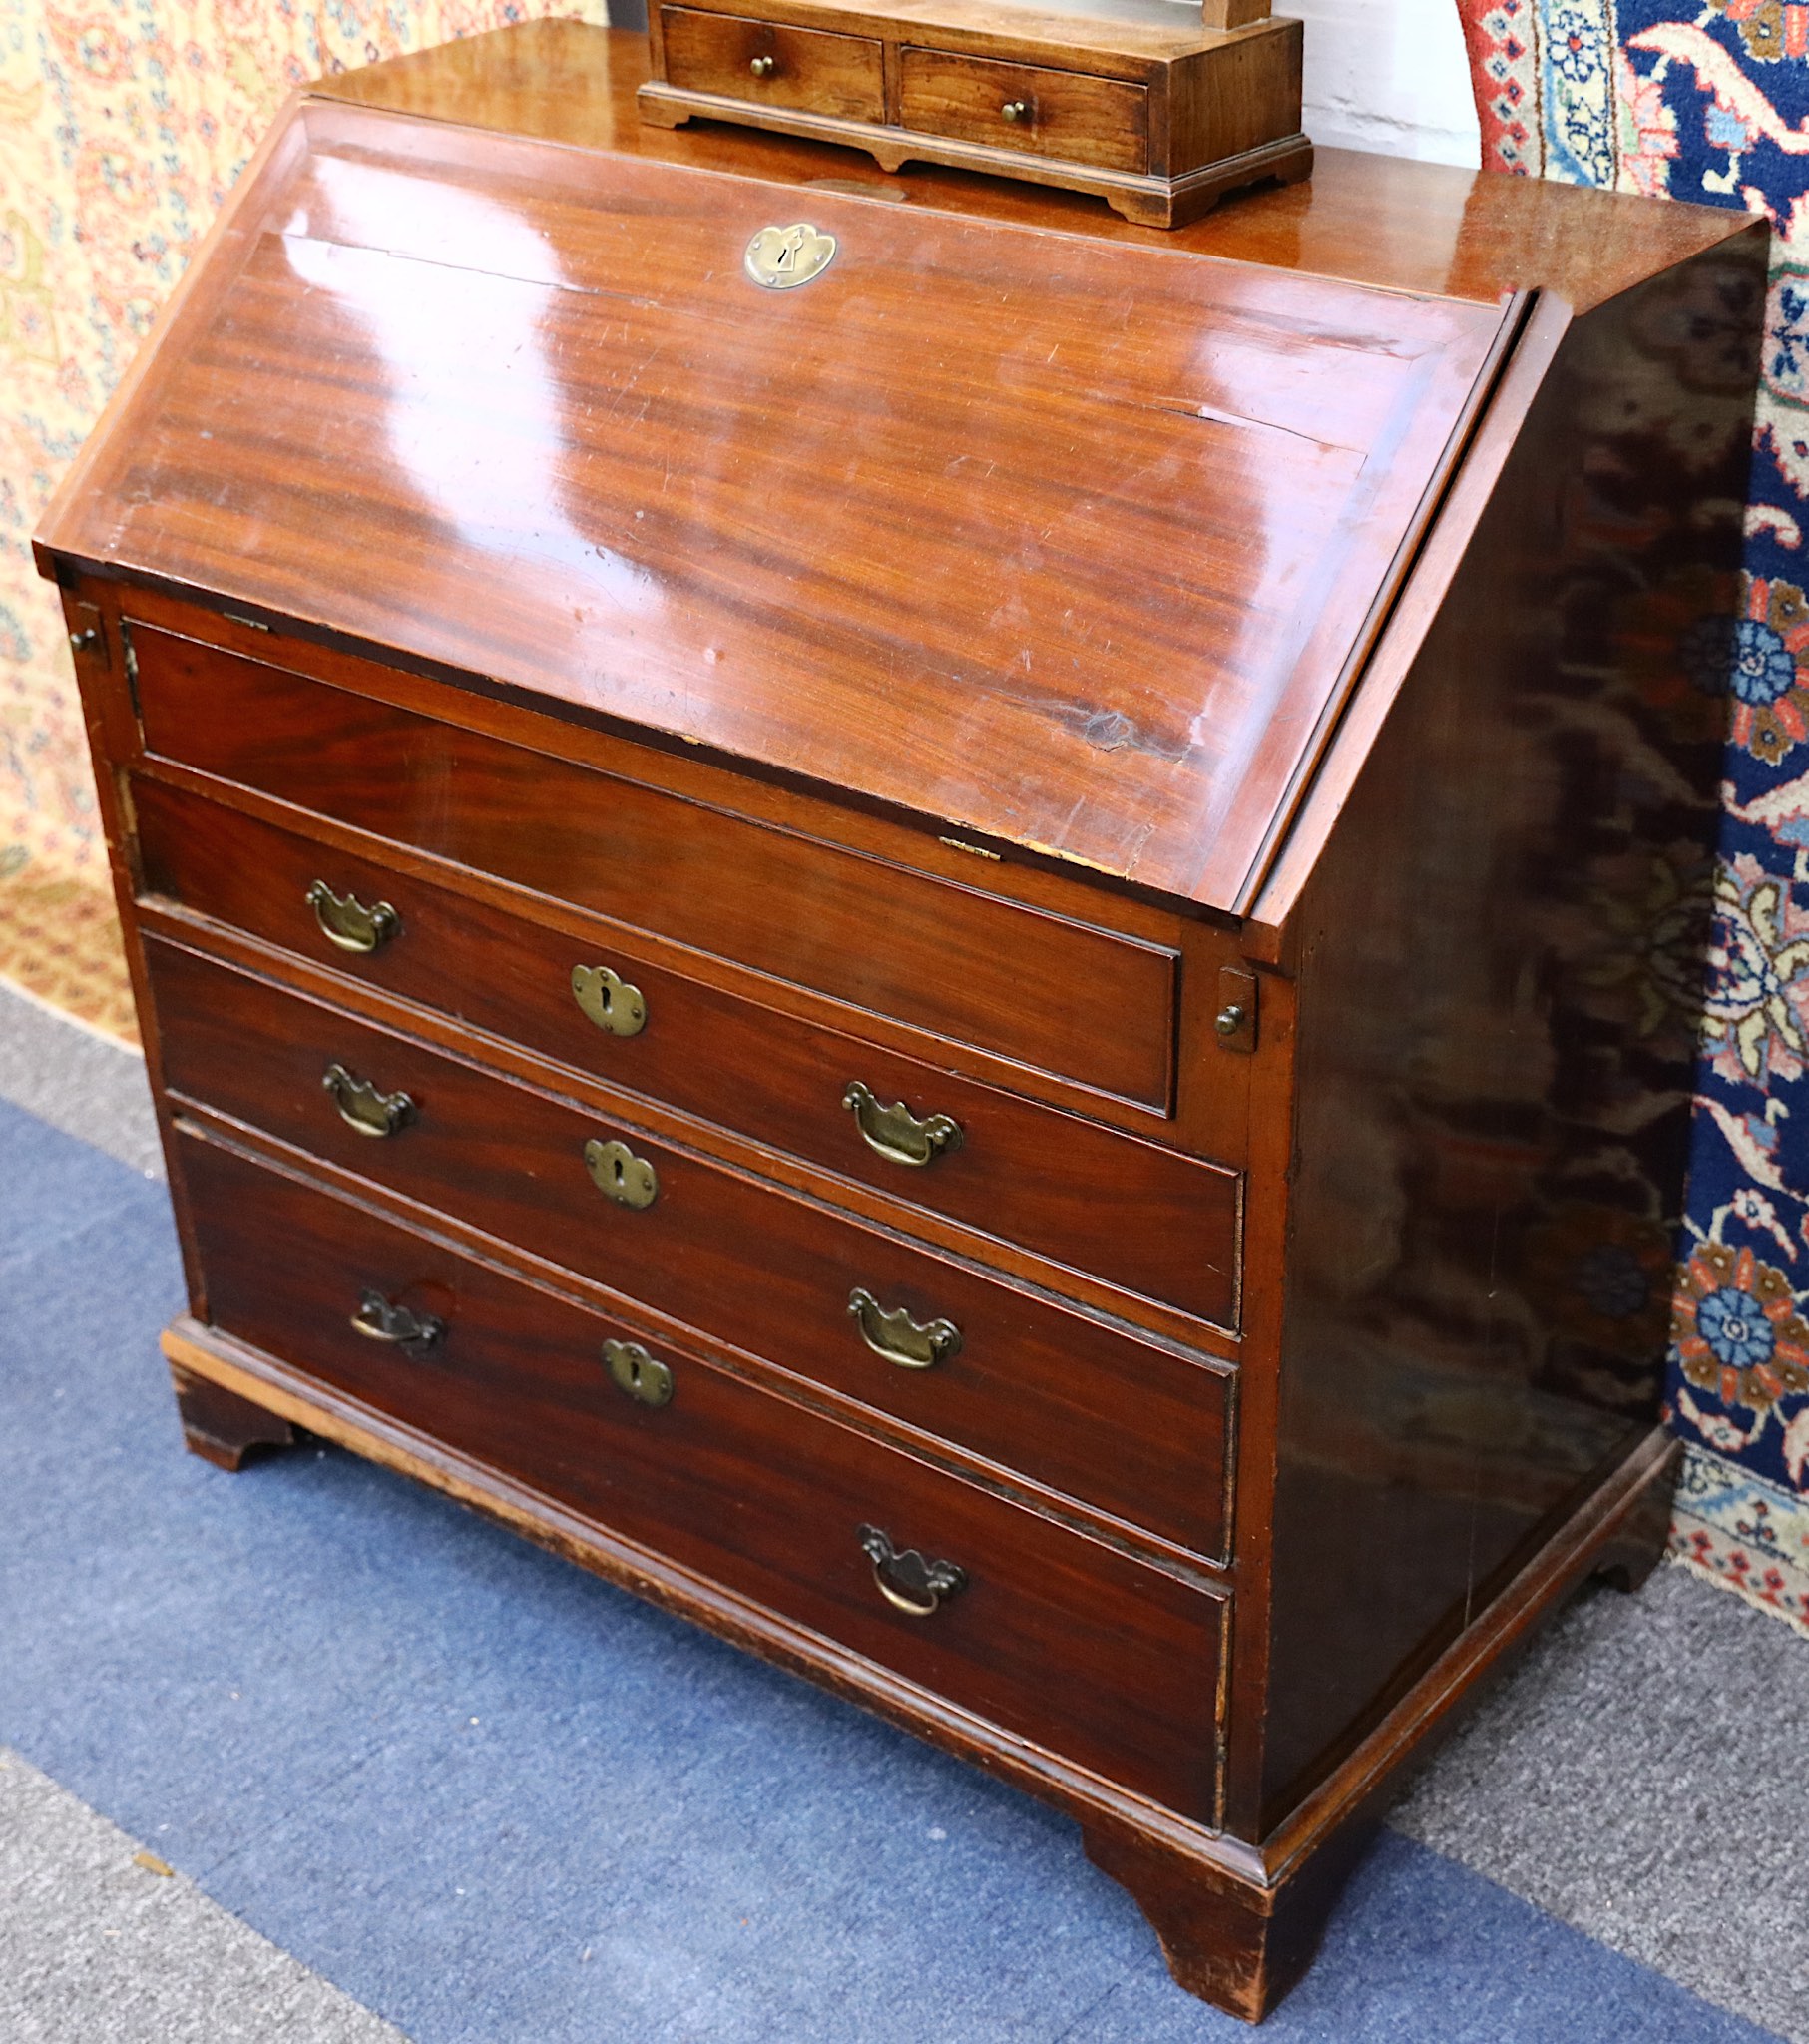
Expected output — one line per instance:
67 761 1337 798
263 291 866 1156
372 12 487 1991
1668 1441 1809 1638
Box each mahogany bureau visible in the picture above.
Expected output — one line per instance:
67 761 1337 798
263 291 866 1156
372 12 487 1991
35 22 1764 2021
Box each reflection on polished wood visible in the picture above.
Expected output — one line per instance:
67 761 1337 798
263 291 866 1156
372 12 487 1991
314 20 1750 308
38 23 1765 2022
37 81 1506 914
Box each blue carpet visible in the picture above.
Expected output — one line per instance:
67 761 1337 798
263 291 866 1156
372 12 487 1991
0 1094 1781 2043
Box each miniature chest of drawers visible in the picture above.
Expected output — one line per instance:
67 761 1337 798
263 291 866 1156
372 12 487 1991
36 22 1763 2022
635 0 1313 227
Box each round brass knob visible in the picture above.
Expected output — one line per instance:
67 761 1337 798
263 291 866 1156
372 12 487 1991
1214 1002 1246 1038
67 627 99 654
1000 98 1030 123
749 53 776 76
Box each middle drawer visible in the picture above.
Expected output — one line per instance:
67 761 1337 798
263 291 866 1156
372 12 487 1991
147 935 1235 1561
134 778 1242 1327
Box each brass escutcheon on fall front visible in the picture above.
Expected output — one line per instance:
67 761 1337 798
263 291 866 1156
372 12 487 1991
744 222 837 290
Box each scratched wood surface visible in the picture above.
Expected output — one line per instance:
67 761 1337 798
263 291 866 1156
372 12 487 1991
39 89 1507 911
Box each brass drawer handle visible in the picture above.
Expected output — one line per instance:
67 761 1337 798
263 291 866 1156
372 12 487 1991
350 1287 445 1349
604 1337 675 1407
858 1524 967 1618
584 1137 660 1210
323 1061 415 1138
1000 98 1030 123
749 52 776 76
306 880 400 955
848 1286 962 1370
572 964 647 1038
842 1081 963 1168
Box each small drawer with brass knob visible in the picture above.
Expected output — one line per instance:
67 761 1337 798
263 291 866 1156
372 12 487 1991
659 7 883 121
897 50 1147 172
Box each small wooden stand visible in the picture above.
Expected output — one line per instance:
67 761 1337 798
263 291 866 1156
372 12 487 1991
637 0 1311 227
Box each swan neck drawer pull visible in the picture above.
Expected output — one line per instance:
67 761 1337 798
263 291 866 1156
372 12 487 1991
323 1062 415 1138
603 1337 675 1407
842 1081 963 1167
848 1286 962 1369
584 1137 661 1210
572 964 648 1038
350 1288 445 1349
857 1525 967 1618
306 880 400 954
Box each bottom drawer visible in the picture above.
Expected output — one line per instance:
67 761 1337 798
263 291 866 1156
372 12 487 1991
177 1131 1227 1818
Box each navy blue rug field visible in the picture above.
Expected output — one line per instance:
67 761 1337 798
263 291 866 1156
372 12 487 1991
0 1095 1781 2044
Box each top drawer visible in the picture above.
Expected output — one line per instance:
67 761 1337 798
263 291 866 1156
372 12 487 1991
662 7 885 120
128 624 1178 1109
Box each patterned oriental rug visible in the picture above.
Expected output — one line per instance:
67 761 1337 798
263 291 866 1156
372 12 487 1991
1458 0 1809 1635
0 1 610 1034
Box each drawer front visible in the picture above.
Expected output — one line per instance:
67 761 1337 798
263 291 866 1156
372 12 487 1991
662 7 884 120
178 1130 1225 1817
898 50 1148 174
135 779 1241 1324
149 938 1235 1559
129 622 1177 1111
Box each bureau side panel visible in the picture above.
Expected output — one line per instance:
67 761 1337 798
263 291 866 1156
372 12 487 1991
1259 239 1766 1822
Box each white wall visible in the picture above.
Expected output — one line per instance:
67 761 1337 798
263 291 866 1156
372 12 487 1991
1286 0 1482 167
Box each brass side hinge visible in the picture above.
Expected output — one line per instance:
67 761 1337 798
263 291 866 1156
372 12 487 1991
1213 965 1257 1054
66 600 107 670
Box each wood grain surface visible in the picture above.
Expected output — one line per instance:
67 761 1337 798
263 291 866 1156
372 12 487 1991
129 622 1179 1107
42 89 1508 912
178 1124 1229 1814
133 776 1246 1324
148 934 1240 1554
